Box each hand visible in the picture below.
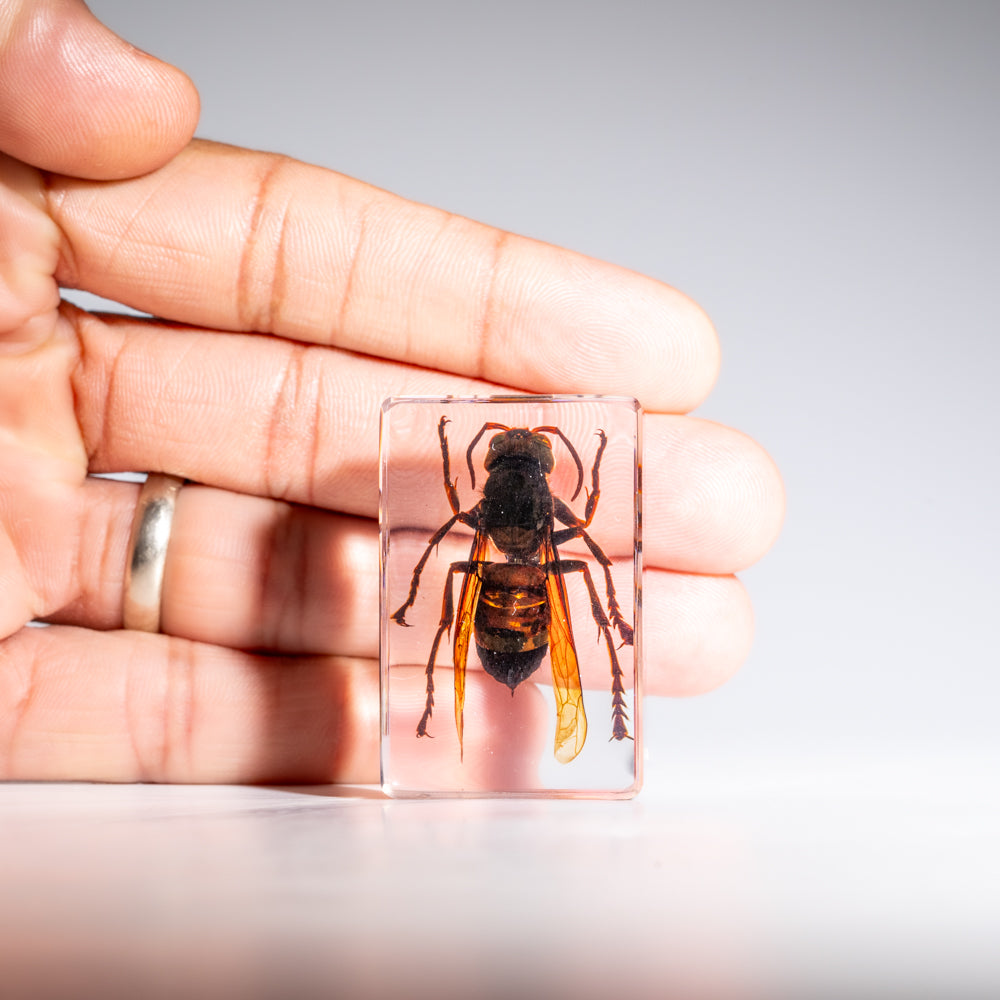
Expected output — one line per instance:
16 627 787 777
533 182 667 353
0 0 783 783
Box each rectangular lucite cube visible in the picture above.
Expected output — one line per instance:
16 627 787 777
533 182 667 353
379 395 642 798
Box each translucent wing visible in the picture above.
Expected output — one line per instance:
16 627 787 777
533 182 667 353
543 537 587 763
452 530 489 761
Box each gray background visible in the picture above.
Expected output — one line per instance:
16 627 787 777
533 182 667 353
86 0 1000 774
13 2 998 997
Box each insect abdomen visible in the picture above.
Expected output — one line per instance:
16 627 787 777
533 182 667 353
475 563 550 690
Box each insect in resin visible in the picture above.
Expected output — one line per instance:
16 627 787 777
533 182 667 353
391 416 633 763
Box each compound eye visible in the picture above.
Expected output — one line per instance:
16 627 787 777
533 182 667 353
532 434 555 473
483 432 507 470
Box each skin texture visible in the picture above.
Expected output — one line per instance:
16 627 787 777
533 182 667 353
0 0 784 783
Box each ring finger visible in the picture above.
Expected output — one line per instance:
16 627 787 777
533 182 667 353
43 478 752 698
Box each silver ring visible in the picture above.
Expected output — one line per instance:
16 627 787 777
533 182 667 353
123 474 185 633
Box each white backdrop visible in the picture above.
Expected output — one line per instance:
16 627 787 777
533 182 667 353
78 0 1000 772
17 3 999 997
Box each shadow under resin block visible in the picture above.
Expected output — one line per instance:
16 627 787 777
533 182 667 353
379 395 642 798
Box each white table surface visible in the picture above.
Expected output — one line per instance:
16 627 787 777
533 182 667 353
3 752 997 1000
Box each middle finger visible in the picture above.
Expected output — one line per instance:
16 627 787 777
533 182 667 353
70 309 782 575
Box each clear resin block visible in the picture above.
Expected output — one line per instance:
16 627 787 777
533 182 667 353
380 395 642 798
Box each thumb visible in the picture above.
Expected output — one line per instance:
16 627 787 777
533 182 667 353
0 0 199 179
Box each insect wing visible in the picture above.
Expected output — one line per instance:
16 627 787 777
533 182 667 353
452 530 489 760
544 540 588 763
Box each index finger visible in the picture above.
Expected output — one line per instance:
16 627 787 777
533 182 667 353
47 140 718 413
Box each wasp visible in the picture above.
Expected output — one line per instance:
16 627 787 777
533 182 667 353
391 416 633 763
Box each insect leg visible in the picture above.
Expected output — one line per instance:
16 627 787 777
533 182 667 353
415 561 476 740
549 428 607 530
391 514 460 625
535 427 608 512
552 559 632 742
391 509 479 625
578 530 633 646
582 429 608 524
530 425 586 500
551 506 633 646
437 416 462 515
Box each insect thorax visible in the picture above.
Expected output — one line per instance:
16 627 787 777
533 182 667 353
481 460 552 560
